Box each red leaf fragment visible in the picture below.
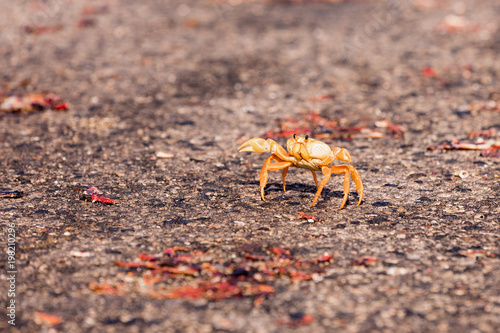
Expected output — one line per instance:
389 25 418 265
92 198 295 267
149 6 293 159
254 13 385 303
34 312 63 326
469 129 497 138
114 261 159 269
79 187 115 205
387 123 405 136
52 102 68 110
1 93 68 112
92 196 115 204
352 256 378 266
164 247 185 257
459 249 495 259
89 282 124 295
270 247 290 256
245 253 269 261
298 211 320 222
0 190 24 198
428 139 500 155
138 252 159 262
480 149 500 158
421 67 437 77
160 265 199 276
253 295 266 306
288 270 312 282
313 253 334 263
152 282 274 301
159 284 206 299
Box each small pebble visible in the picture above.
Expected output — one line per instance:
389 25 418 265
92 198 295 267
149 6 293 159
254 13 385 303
455 170 469 179
156 152 174 159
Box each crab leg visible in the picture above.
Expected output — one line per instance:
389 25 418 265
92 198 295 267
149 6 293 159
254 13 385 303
310 166 332 208
348 165 364 206
282 167 289 192
259 155 293 201
239 137 294 198
311 171 318 188
337 166 352 210
310 165 363 209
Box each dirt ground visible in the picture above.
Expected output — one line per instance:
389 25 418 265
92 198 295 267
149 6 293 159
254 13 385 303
1 0 499 332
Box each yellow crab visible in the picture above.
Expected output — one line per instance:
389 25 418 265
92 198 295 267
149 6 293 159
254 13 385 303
238 134 364 209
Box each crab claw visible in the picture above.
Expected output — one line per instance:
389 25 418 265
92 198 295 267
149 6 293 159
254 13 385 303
333 148 352 163
238 138 271 153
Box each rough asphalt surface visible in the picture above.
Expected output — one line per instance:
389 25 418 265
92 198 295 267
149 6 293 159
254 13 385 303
1 0 499 332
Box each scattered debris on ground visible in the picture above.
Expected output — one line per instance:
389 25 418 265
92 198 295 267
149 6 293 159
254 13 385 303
0 190 24 198
1 93 68 112
427 129 500 157
263 112 405 140
79 187 115 205
298 211 320 223
91 247 334 302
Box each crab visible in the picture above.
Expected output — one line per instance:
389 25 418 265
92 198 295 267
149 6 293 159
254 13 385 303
238 134 364 209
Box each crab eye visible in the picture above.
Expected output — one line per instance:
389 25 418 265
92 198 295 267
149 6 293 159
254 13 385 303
293 134 296 139
305 135 309 140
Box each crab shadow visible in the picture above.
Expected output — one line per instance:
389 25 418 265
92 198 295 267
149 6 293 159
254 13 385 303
236 179 356 203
